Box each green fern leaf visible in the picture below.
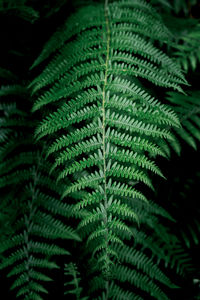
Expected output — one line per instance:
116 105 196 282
31 0 186 275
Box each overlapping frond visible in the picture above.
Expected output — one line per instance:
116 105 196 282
0 80 80 299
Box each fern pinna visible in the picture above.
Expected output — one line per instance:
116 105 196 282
31 0 186 281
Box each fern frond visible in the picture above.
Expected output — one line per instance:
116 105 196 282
166 90 200 152
31 0 186 275
0 80 80 299
64 263 88 299
0 0 39 23
173 23 200 72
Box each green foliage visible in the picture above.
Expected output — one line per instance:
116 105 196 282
0 77 80 299
166 90 200 152
31 0 187 276
172 21 200 72
0 0 200 299
0 0 39 23
64 263 88 300
171 0 198 15
81 198 193 299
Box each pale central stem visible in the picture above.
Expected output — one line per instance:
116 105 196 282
101 0 111 297
102 0 110 217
